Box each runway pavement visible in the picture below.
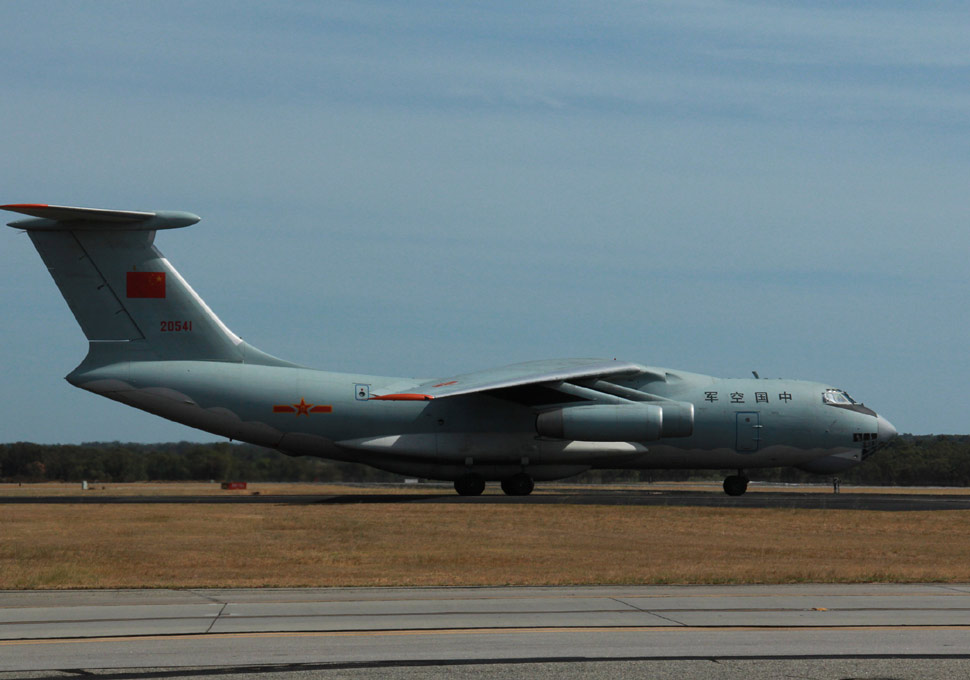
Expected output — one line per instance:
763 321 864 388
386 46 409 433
3 488 970 510
2 585 970 678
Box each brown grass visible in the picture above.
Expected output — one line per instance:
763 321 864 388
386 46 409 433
2 502 970 589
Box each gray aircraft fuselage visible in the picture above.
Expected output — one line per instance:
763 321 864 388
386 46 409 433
5 203 897 496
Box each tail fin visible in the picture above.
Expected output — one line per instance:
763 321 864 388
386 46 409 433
4 204 292 367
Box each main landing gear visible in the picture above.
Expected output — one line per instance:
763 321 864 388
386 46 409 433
454 473 486 496
723 470 749 496
453 472 536 496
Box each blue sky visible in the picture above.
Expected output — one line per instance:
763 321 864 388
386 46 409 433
1 1 968 442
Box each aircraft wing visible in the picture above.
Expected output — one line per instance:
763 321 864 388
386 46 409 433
372 358 662 402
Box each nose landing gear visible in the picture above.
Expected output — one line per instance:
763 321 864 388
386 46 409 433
723 471 749 496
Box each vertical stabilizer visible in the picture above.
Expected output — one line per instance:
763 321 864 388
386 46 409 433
4 204 291 367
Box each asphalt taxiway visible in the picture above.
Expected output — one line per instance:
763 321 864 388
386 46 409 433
2 585 970 678
3 489 970 510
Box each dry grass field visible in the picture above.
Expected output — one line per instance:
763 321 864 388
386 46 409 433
2 487 970 589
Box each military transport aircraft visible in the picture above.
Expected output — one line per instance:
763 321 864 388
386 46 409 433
4 204 897 496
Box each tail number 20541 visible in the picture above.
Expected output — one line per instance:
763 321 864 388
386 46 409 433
160 320 193 332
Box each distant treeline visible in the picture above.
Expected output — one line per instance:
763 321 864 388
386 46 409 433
1 435 969 486
582 435 970 487
0 441 395 484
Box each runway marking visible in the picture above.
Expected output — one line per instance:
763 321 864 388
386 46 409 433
4 624 970 647
4 607 970 628
6 605 970 629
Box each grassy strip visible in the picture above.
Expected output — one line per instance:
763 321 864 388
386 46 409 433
2 503 969 589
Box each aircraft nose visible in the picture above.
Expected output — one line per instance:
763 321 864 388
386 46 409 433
876 414 897 442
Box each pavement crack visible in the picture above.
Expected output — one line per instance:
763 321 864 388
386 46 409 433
204 603 227 634
645 611 690 626
938 584 970 595
184 590 225 605
611 597 687 626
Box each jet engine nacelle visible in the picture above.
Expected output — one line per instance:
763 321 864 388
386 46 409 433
536 402 693 442
657 401 694 438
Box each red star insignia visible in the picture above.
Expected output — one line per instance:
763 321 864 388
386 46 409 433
293 398 312 416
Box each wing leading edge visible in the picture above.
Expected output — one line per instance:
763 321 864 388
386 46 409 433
372 358 663 402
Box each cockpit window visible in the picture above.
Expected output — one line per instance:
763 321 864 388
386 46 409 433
823 389 856 406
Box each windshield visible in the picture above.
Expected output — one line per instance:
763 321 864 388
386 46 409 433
823 389 856 406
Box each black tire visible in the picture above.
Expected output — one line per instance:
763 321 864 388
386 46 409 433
500 473 535 496
454 474 485 496
723 475 748 496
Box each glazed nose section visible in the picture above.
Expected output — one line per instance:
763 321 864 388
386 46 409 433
876 414 897 442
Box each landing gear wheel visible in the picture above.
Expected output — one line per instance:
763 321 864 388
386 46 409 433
454 474 485 496
500 473 535 496
723 474 749 496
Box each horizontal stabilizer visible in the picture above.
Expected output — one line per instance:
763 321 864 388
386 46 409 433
2 204 200 231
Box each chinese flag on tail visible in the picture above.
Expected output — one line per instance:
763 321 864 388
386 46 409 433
126 271 166 298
